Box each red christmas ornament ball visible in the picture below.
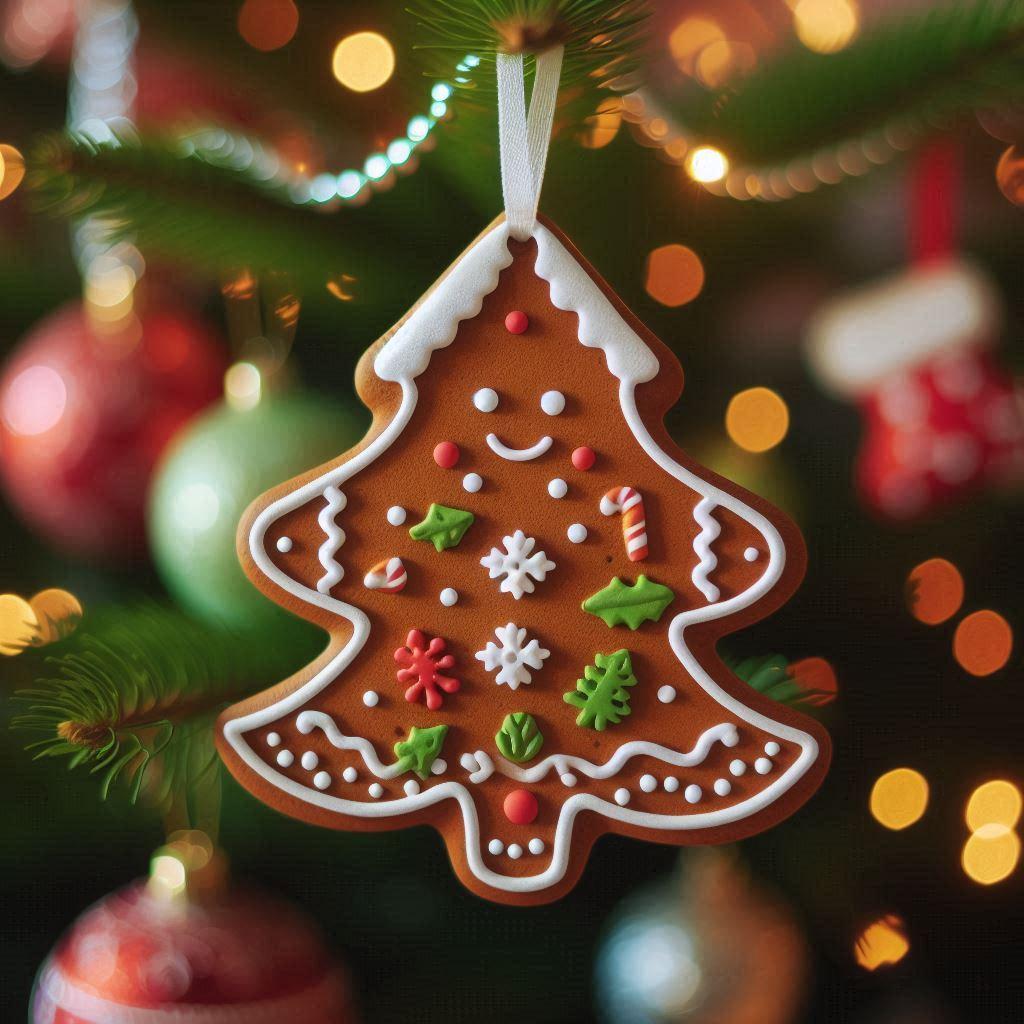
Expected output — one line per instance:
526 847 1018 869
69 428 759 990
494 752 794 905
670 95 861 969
503 789 539 825
504 310 529 334
0 301 224 558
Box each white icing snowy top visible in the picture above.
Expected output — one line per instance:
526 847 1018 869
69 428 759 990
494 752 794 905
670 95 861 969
373 221 660 386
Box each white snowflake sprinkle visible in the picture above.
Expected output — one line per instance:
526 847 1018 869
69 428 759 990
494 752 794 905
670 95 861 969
480 530 555 599
475 623 550 689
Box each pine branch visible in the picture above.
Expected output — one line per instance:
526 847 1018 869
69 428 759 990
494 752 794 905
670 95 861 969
725 653 834 709
666 0 1024 165
13 605 323 816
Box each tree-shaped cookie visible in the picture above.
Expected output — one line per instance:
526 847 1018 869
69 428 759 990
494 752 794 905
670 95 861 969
216 215 831 905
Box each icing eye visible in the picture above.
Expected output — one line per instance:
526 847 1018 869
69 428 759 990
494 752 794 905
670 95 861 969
473 388 499 413
540 390 565 416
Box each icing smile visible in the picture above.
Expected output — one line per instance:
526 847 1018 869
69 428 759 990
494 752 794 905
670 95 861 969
486 433 553 462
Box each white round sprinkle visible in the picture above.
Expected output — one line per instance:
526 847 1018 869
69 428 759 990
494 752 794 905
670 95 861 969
301 751 319 771
684 785 702 804
764 741 781 756
276 536 293 553
540 390 565 416
368 783 384 799
473 387 499 413
431 759 447 776
755 758 773 775
440 587 459 607
663 777 680 793
404 780 421 796
362 690 379 707
528 838 545 855
266 732 281 747
462 472 483 493
639 774 658 793
744 547 759 562
547 477 568 499
276 750 294 768
567 523 588 543
561 773 578 787
723 728 740 748
729 759 746 777
342 766 358 783
714 778 732 797
508 843 523 860
614 788 631 806
488 839 504 855
387 506 407 526
313 771 332 791
657 685 677 704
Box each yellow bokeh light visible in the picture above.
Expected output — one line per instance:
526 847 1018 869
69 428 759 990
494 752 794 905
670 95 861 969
725 387 790 453
332 31 395 93
0 144 26 202
581 99 622 150
28 589 83 645
905 557 964 626
854 915 910 971
687 146 729 183
793 0 860 55
669 17 724 76
644 244 705 308
962 824 1021 886
966 781 1022 833
0 593 40 656
953 610 1013 677
869 768 929 831
224 361 263 412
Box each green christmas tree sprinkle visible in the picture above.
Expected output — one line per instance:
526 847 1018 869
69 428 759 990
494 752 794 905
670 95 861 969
564 650 638 731
582 575 675 630
409 503 475 552
495 712 544 763
393 724 449 779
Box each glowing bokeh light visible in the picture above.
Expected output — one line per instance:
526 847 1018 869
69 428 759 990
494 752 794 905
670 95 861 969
2 365 68 436
725 387 790 453
966 781 1022 833
332 31 395 93
224 362 262 412
237 0 298 52
407 116 431 142
996 145 1024 206
0 144 26 201
581 98 622 150
387 139 412 165
854 915 909 971
789 657 839 706
644 244 705 308
962 824 1021 885
687 146 729 183
0 593 40 656
28 588 83 645
174 482 221 532
953 610 1013 677
905 557 964 625
668 17 724 76
364 153 390 180
694 40 756 90
337 170 364 199
793 0 860 54
869 768 929 831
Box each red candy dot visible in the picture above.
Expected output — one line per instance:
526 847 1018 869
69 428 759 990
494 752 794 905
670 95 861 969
433 441 460 469
572 446 596 471
504 789 539 825
505 310 529 334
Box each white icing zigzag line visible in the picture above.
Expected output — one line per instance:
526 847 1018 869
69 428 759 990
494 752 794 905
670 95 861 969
486 432 553 462
316 486 347 594
460 750 495 784
297 711 406 780
692 497 721 603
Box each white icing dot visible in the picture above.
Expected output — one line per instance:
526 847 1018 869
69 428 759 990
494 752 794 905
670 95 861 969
404 779 421 796
547 477 568 499
540 390 565 416
488 839 504 855
276 750 294 768
663 777 679 793
362 690 379 707
387 506 407 526
462 472 483 493
657 685 677 704
342 766 358 783
301 751 319 771
368 783 384 799
755 758 773 775
473 387 499 413
723 728 740 747
684 784 702 804
729 759 746 777
528 838 545 855
714 778 732 796
744 547 759 562
639 774 658 793
431 759 447 776
276 536 293 553
440 587 459 607
266 732 281 747
567 523 588 544
764 741 781 756
614 788 631 806
508 843 523 860
561 773 578 787
313 771 331 791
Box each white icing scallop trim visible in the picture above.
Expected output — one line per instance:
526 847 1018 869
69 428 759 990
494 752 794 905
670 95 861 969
316 486 346 594
224 219 820 896
692 496 721 603
486 432 553 462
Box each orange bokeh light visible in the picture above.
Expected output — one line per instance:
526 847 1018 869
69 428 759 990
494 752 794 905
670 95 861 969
237 0 299 52
905 558 964 625
0 144 26 202
725 387 790 453
962 824 1021 886
644 244 705 308
789 657 838 706
869 768 929 831
953 610 1013 677
966 780 1022 833
854 915 910 971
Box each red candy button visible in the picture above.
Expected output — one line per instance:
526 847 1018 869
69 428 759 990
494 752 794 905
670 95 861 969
503 789 539 825
572 446 596 471
433 441 460 469
505 310 529 335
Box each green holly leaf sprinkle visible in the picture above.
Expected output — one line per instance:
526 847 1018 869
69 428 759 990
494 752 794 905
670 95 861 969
495 712 544 763
563 650 638 731
409 503 475 552
393 724 449 779
582 575 675 630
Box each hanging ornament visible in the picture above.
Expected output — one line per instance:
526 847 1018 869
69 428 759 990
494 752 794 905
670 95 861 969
30 832 354 1023
216 40 830 906
0 301 223 559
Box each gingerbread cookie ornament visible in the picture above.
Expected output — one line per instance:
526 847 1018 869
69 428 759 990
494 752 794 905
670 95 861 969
217 47 830 905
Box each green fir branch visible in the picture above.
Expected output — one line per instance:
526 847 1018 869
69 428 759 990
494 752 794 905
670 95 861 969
725 653 831 709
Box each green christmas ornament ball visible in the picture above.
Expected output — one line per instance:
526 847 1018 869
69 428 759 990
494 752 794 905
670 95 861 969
148 392 366 625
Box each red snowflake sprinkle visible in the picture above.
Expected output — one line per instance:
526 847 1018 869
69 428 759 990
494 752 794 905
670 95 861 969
395 629 460 711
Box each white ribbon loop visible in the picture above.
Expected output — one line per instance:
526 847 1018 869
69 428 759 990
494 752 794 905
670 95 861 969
496 45 565 240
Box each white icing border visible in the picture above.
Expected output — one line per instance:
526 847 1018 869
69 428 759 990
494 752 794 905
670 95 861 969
223 221 819 896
